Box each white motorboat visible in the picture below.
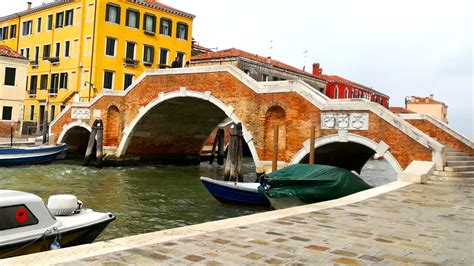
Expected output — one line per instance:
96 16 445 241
0 190 115 259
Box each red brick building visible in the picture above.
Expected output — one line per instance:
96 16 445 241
312 63 390 108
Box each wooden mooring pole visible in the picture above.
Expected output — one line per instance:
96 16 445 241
95 119 104 168
83 120 99 166
224 123 243 182
309 125 315 164
272 124 279 172
217 128 225 166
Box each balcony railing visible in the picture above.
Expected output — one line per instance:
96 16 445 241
49 57 60 65
28 90 37 97
123 58 139 67
30 60 39 68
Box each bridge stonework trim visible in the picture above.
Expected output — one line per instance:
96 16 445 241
50 65 448 172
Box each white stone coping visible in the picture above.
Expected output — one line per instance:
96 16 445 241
399 113 474 149
1 181 411 265
398 160 436 184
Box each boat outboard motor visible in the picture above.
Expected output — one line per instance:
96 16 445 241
47 195 83 216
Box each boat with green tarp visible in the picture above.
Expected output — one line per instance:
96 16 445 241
259 164 372 209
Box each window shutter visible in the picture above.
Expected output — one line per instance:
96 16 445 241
117 6 121 24
152 17 156 32
105 5 110 22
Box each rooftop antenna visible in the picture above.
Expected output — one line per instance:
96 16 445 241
303 50 308 71
269 40 273 58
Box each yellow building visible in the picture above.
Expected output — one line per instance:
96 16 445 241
0 0 194 131
406 95 448 123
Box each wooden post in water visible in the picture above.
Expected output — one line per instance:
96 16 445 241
309 125 315 164
272 124 279 172
95 119 104 168
10 123 13 147
209 129 219 165
217 128 225 166
224 123 243 182
83 120 98 166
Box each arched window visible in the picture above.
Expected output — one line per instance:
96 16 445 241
344 88 349 98
334 86 338 99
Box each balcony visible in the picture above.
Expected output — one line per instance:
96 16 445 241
49 57 60 66
30 60 39 68
143 61 153 67
28 90 37 97
123 58 139 67
144 30 156 36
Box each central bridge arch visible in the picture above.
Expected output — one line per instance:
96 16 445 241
116 90 260 165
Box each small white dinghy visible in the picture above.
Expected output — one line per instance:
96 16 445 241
0 190 115 259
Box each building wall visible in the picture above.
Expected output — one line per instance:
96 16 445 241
0 57 28 123
0 0 193 124
406 103 447 123
326 82 389 108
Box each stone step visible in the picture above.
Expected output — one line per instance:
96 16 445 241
444 166 474 172
446 151 469 157
429 175 474 184
447 161 474 167
446 156 474 162
444 147 459 152
433 171 474 178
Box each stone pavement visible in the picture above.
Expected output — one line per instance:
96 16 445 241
3 181 473 265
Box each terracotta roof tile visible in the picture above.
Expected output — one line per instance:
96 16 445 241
0 45 25 60
137 0 193 18
389 107 415 114
407 96 445 105
191 48 321 80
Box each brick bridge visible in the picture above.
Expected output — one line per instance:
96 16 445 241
49 66 473 174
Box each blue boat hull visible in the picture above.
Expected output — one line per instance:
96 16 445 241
0 144 68 166
200 177 269 206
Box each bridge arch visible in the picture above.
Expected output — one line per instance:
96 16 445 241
291 133 403 173
57 121 93 157
116 89 260 165
264 105 287 160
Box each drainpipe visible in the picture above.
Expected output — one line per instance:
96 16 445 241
88 0 98 102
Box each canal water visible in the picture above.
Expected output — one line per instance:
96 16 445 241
0 158 396 241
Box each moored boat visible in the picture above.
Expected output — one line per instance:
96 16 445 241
260 164 372 209
200 176 269 205
0 143 68 166
0 190 115 259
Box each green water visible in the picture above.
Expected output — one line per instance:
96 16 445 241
0 159 268 241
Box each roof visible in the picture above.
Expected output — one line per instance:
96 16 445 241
407 96 446 105
389 107 415 114
192 43 213 53
0 0 74 22
191 48 324 82
130 0 195 19
318 74 389 98
0 45 26 60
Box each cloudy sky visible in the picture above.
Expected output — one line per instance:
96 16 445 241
3 0 473 138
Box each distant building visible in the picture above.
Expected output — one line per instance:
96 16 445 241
405 95 448 123
190 48 327 93
389 107 415 114
0 45 28 136
312 63 390 108
191 42 213 56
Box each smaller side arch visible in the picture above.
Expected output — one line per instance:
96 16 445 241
291 133 403 173
57 121 92 144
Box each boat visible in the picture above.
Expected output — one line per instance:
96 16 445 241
260 164 372 209
200 176 269 205
0 190 115 259
0 143 68 166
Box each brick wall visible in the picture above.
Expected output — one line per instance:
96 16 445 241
0 121 20 138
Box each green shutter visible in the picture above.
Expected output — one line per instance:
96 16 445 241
117 6 121 24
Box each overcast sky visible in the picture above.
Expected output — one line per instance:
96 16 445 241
3 0 473 138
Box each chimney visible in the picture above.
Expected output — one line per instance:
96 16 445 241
312 63 322 76
429 94 434 99
27 2 32 10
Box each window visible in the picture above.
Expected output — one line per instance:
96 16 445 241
50 105 56 122
160 18 172 36
4 67 16 86
59 73 68 89
47 14 53 30
64 40 70 57
22 20 32 36
143 45 154 65
30 75 38 94
60 105 65 112
43 44 51 60
176 52 185 68
334 87 339 99
243 69 250 75
124 73 133 89
56 12 64 28
143 14 156 33
105 37 116 56
37 17 42 33
34 46 39 63
40 74 48 90
176 22 188 40
125 42 135 60
103 70 114 89
351 90 355 98
126 9 139 28
55 42 60 58
65 9 74 26
25 48 30 60
344 88 349 98
262 74 269 81
10 24 17 38
50 73 59 94
106 4 121 24
29 105 35 121
2 106 12 121
159 48 168 67
0 26 8 40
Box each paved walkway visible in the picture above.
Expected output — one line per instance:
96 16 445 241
3 181 473 265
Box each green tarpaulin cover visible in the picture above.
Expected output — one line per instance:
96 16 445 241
261 164 372 203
